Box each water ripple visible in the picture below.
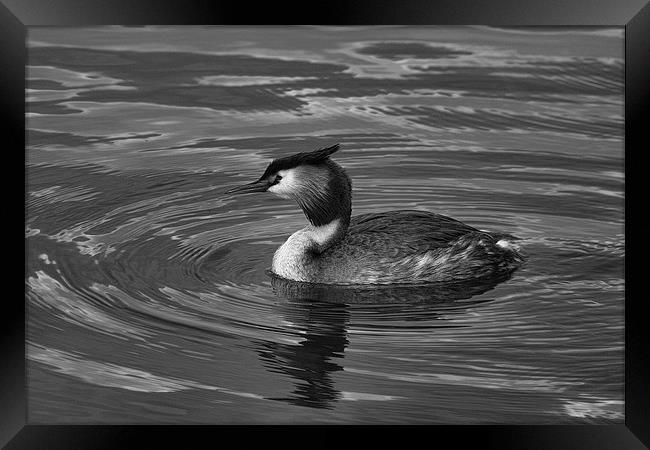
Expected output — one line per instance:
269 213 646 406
26 26 623 424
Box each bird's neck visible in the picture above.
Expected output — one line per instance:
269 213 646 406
294 160 352 253
305 218 347 253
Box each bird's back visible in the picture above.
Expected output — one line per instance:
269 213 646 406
313 210 523 284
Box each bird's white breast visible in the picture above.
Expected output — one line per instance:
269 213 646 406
271 219 341 281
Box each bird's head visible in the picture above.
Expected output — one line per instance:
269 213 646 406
225 143 351 226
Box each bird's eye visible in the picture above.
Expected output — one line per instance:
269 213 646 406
273 175 282 184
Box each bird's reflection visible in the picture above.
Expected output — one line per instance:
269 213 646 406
257 271 516 409
257 299 349 408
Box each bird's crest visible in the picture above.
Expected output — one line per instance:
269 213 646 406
259 144 340 180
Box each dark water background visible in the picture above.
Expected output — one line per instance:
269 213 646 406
26 26 624 423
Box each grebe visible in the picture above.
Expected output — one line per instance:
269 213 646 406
225 144 524 285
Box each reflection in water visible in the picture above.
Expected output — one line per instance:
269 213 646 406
260 271 514 408
26 26 624 423
257 301 349 409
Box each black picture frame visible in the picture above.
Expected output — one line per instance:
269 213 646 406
4 0 648 448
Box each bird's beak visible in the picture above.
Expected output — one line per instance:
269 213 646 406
224 179 270 195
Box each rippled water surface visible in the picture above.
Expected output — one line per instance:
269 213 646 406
26 26 624 423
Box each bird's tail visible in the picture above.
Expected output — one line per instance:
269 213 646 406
493 233 526 266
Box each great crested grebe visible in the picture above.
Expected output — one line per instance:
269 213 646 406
225 144 524 285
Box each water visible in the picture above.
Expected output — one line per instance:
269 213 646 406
26 26 624 423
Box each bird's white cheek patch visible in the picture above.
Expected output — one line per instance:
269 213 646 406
267 184 289 198
268 169 298 199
